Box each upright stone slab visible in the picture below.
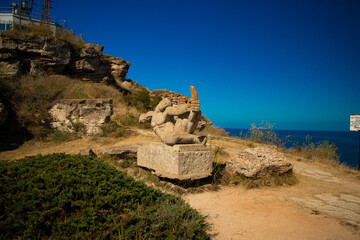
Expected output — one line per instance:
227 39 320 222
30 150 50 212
137 142 213 180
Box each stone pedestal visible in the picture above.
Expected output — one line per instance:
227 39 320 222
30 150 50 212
137 142 213 180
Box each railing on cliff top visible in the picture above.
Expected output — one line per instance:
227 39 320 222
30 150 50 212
0 6 64 28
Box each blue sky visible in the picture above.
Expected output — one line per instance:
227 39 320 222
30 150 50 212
4 0 360 131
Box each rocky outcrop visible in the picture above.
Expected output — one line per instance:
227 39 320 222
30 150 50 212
226 147 293 179
49 99 113 135
0 35 131 87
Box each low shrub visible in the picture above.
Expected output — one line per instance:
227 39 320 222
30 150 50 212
98 121 131 138
123 90 162 113
0 153 209 239
245 121 290 148
70 120 86 134
50 131 78 143
113 114 151 129
291 135 340 165
240 122 340 165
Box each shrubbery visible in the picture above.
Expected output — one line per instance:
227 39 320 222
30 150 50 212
0 153 209 239
239 122 340 164
98 121 131 138
123 90 162 113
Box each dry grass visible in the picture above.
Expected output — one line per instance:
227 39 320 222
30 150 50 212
195 125 228 137
0 74 125 139
1 23 85 48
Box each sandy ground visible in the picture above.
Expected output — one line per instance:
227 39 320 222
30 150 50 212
1 132 360 239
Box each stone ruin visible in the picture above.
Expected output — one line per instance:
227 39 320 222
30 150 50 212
49 99 113 135
137 86 213 180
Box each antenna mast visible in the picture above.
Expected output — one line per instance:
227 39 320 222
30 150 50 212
40 0 52 25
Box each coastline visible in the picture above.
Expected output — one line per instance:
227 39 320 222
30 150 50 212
225 128 359 167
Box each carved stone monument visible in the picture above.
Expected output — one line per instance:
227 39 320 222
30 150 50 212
137 86 213 180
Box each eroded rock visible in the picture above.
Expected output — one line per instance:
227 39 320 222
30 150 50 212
226 147 293 179
0 35 131 86
49 99 113 135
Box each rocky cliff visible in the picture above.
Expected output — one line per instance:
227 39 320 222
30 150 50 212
0 34 131 92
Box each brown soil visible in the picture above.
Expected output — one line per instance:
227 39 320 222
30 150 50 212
1 132 360 239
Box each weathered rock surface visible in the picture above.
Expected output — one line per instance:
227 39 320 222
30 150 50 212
226 147 293 179
49 99 113 135
0 35 131 87
137 142 213 180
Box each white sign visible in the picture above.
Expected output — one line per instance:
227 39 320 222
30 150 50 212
350 115 360 131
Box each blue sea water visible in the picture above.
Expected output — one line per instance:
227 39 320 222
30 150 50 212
225 128 360 168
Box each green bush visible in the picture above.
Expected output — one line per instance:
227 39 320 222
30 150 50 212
0 153 209 239
70 120 87 133
50 131 78 143
123 90 162 113
98 121 131 138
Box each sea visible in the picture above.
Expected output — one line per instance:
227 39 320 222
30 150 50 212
225 128 360 168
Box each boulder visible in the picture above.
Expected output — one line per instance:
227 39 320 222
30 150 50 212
226 147 293 179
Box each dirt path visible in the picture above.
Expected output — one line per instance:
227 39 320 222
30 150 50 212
184 158 360 240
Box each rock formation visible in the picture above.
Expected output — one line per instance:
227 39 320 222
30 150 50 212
226 147 293 179
0 34 131 90
49 99 113 135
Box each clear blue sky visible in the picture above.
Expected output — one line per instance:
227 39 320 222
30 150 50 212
5 0 360 131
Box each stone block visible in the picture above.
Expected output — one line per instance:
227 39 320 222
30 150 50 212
137 142 213 180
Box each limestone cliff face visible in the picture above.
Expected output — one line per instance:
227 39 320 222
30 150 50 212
0 35 131 89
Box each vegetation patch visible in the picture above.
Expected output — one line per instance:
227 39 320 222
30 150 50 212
236 170 299 189
0 75 124 140
1 23 85 48
123 90 162 113
238 122 341 166
0 153 209 239
97 121 131 138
